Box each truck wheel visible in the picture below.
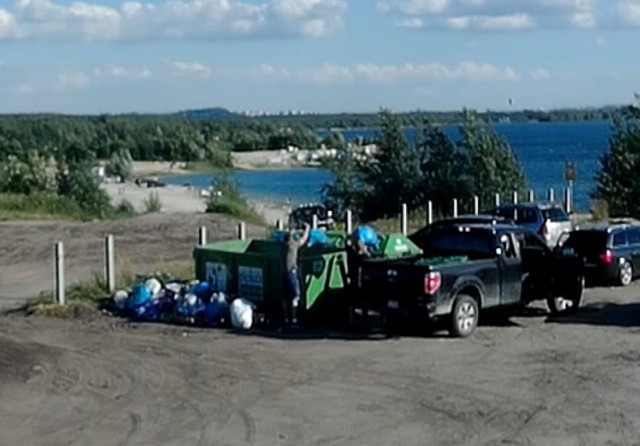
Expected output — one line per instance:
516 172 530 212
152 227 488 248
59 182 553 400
547 275 584 315
449 294 479 338
618 260 633 287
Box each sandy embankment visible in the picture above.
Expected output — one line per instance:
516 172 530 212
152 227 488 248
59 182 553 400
105 158 294 225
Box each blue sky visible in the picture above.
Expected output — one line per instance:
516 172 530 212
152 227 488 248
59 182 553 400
0 0 639 114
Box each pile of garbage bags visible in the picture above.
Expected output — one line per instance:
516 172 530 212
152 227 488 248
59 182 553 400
112 277 257 330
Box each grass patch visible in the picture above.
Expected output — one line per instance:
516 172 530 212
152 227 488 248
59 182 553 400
21 262 195 319
206 171 265 225
144 191 162 213
0 193 137 221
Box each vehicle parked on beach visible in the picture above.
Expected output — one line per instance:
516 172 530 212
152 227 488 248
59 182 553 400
485 202 572 247
288 203 336 230
560 219 640 286
358 220 584 337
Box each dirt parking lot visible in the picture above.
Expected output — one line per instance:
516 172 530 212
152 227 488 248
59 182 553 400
2 216 640 445
1 283 640 445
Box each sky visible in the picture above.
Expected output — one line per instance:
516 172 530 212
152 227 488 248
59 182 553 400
0 0 639 114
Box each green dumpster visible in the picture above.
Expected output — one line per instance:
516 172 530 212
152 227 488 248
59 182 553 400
193 231 349 322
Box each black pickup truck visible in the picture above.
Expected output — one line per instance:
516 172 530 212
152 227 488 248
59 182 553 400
358 221 584 337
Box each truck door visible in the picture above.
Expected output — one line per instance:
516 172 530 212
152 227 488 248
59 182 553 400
499 232 523 305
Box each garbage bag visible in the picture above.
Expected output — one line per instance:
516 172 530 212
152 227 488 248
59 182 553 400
129 284 151 309
133 299 161 321
230 298 255 330
190 281 213 301
203 292 230 325
145 278 163 297
176 293 206 318
308 229 329 247
113 289 130 311
355 226 379 248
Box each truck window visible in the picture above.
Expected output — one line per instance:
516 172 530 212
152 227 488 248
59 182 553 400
425 228 495 259
500 234 519 259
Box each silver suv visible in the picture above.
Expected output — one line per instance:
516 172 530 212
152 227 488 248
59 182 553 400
486 202 572 247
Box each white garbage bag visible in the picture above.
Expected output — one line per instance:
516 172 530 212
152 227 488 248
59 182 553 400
145 278 163 297
230 298 255 330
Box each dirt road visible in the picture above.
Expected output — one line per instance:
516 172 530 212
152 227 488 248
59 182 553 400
0 214 266 308
2 283 640 445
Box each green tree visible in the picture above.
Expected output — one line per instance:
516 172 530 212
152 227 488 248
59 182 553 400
56 162 112 218
460 110 526 209
0 151 55 195
358 110 422 220
592 107 640 217
321 145 366 218
417 121 471 216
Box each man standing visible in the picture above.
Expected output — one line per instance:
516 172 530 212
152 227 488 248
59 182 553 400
283 223 310 326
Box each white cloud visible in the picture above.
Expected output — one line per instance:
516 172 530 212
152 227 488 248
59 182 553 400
155 60 520 85
617 1 640 26
0 0 347 41
530 68 550 80
12 83 36 94
377 0 596 30
93 64 151 79
55 70 90 91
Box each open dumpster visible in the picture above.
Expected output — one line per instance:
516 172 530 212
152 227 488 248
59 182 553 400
193 230 422 326
193 231 349 324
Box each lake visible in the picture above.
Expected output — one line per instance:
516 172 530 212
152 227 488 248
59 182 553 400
164 120 612 212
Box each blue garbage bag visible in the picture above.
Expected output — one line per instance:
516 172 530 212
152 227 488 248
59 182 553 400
128 284 151 310
308 229 329 247
190 281 213 300
355 226 379 248
132 299 161 321
203 293 230 325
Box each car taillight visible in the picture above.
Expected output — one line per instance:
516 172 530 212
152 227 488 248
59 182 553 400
539 220 548 236
424 272 441 295
600 249 613 264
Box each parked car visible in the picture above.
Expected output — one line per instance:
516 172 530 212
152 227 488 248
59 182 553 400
288 203 336 230
358 220 584 337
485 202 571 247
560 219 640 286
408 215 514 250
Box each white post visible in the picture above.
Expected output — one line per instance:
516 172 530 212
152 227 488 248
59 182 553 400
452 198 458 218
104 235 115 294
400 203 408 236
494 193 500 207
512 191 519 205
238 222 246 240
346 209 353 234
198 226 207 246
427 201 433 225
54 242 65 306
564 187 572 214
528 190 535 202
548 188 555 203
312 214 319 230
473 196 480 215
276 219 284 230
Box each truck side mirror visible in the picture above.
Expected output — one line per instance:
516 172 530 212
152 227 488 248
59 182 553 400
495 246 503 257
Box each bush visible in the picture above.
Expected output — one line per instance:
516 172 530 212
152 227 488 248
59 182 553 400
144 192 162 213
205 171 263 223
0 193 84 220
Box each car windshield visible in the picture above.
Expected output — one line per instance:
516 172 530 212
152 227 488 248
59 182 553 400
542 207 569 222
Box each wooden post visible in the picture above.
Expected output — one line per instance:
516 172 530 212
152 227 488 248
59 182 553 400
312 214 318 229
104 235 115 294
494 193 500 207
548 188 555 203
427 201 433 225
54 242 65 306
473 196 479 215
400 203 408 236
276 219 284 230
346 209 353 234
528 190 535 202
238 222 246 240
452 198 458 218
564 188 572 214
512 191 519 205
198 226 207 246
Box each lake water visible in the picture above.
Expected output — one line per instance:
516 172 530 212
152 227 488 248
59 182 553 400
164 120 612 212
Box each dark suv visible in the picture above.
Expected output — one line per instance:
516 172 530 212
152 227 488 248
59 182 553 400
288 203 336 230
486 202 572 247
561 219 640 286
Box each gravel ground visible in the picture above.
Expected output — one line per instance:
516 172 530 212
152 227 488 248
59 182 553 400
2 215 640 445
